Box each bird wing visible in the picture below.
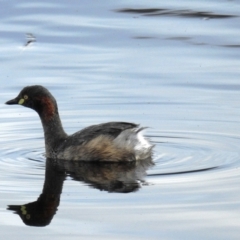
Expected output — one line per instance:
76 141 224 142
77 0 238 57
65 122 138 147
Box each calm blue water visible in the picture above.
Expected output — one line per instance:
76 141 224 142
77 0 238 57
1 0 240 239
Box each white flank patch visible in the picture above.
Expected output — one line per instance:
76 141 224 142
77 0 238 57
135 131 151 151
113 128 152 160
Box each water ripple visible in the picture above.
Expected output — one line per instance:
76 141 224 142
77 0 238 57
116 8 237 19
0 147 45 179
148 130 240 182
1 130 239 185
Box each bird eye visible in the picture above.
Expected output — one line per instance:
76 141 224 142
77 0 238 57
24 95 28 100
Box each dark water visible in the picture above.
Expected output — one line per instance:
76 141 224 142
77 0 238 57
1 0 240 239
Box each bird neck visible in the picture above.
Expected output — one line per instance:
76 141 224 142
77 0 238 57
39 112 68 158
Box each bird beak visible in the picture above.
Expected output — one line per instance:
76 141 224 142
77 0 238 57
5 97 19 105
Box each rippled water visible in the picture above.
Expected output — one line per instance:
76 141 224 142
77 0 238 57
1 0 240 239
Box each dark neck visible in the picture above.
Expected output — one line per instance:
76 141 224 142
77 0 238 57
39 112 68 158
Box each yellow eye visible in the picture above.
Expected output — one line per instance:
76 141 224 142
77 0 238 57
24 95 28 100
20 205 27 215
26 214 31 220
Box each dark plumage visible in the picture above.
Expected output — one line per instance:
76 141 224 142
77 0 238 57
6 85 153 161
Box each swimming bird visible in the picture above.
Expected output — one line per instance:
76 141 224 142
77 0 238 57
5 85 153 161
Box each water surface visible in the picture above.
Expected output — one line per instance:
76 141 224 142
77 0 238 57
1 0 240 239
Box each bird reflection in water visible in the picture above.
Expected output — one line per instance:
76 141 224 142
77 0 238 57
7 157 153 227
